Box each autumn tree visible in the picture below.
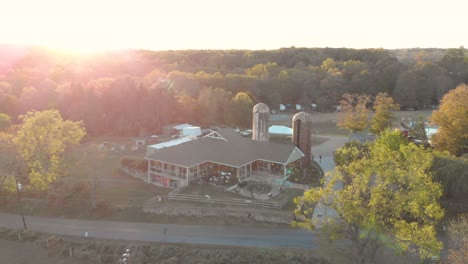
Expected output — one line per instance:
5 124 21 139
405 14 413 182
337 93 371 133
226 92 254 128
177 92 198 123
13 109 86 190
295 131 444 263
196 87 231 126
0 132 22 193
370 93 399 134
0 113 11 131
430 84 468 156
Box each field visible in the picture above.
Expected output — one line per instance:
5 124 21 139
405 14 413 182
65 138 171 208
271 112 347 135
270 110 434 135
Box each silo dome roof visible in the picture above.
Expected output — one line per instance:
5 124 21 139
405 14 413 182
292 112 313 122
253 103 270 113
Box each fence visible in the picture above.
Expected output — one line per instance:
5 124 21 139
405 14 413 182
168 184 187 196
168 193 284 209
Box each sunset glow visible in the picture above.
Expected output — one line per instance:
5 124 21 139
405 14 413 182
1 0 467 51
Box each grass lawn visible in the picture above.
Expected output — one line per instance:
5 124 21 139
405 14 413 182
180 183 245 200
94 171 171 207
271 188 305 211
62 138 167 208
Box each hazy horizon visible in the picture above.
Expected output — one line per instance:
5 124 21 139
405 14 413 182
1 0 467 52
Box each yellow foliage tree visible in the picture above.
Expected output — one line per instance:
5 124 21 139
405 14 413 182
430 83 468 156
226 92 254 128
13 109 86 190
337 93 371 133
294 131 444 263
0 132 20 192
370 93 399 134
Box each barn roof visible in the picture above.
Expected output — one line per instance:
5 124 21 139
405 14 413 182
146 128 304 168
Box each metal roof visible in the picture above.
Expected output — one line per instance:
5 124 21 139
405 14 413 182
147 137 195 150
146 128 305 168
269 125 293 135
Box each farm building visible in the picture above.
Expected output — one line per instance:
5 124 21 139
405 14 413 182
145 128 305 188
145 103 313 188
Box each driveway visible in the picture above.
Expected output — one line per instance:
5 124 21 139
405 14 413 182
311 135 347 227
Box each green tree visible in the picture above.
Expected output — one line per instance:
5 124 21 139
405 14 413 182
334 142 371 167
432 152 468 202
226 92 254 128
410 116 428 141
177 92 198 123
370 93 399 134
13 109 86 190
246 62 279 80
295 131 444 263
317 71 345 111
337 93 371 133
393 71 419 109
430 84 468 156
0 113 11 131
0 132 22 193
196 87 231 126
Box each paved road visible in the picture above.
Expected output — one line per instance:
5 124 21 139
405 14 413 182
313 135 348 172
0 212 317 248
312 135 347 227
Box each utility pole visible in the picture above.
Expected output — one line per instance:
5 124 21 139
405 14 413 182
14 176 27 230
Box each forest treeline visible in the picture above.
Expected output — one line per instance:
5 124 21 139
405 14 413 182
0 45 467 136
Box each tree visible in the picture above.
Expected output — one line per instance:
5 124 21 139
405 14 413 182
0 113 11 131
196 87 231 126
0 132 22 193
295 131 444 263
13 109 86 190
246 62 279 80
430 84 468 156
432 152 468 202
444 214 468 264
337 93 371 133
226 92 254 128
370 93 399 134
410 116 428 141
393 71 419 109
317 71 345 111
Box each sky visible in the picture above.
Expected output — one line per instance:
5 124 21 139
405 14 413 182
0 0 466 52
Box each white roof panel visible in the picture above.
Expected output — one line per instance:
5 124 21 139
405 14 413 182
148 137 194 150
269 125 293 135
173 123 193 130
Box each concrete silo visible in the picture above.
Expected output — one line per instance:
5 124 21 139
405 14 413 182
292 112 313 166
252 103 270 142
